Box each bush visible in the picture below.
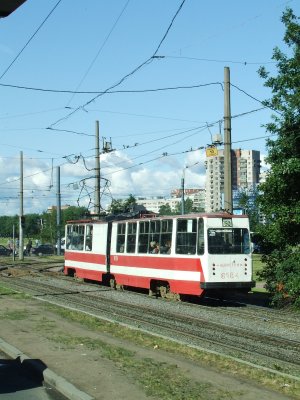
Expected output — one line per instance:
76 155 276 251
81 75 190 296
259 247 300 308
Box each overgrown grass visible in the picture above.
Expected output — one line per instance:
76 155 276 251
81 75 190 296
0 285 29 299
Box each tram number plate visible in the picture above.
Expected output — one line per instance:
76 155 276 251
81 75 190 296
221 272 239 279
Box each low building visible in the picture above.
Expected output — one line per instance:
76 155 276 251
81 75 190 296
136 188 206 214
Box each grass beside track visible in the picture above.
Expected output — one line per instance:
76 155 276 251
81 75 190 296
0 282 298 399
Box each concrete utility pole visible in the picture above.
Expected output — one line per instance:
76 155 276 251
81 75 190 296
56 166 61 255
94 120 101 218
224 67 233 213
19 151 24 260
181 169 185 215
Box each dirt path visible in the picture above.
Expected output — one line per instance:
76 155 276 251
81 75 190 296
0 296 296 400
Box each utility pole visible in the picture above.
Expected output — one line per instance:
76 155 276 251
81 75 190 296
19 151 24 260
94 120 100 219
181 169 185 215
56 166 61 255
224 66 233 213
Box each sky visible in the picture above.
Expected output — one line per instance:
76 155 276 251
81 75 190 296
0 0 298 216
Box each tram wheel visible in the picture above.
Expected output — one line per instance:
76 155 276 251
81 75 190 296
109 278 116 290
159 284 169 299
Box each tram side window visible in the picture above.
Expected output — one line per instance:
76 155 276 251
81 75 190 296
160 219 173 254
116 223 126 253
67 225 84 251
138 221 149 253
85 225 93 251
66 225 72 249
149 220 161 253
126 222 137 253
176 219 197 255
197 218 204 255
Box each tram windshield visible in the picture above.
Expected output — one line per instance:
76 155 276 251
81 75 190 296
208 228 250 254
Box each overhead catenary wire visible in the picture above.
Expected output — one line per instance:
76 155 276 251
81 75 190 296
155 55 277 65
0 0 63 81
0 107 270 189
0 81 223 95
66 0 131 107
48 0 187 128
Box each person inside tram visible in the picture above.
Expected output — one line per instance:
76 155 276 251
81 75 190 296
160 239 171 254
150 241 159 254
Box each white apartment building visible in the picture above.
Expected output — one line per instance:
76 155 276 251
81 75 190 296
136 196 181 214
136 189 206 214
205 149 260 212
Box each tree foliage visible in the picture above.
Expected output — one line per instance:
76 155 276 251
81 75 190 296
175 198 195 214
236 187 260 231
0 206 89 244
158 203 174 216
257 8 300 307
108 194 137 215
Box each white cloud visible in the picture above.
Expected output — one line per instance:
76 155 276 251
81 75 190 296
0 149 208 216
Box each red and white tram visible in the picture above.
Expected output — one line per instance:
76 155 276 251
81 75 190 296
64 213 255 298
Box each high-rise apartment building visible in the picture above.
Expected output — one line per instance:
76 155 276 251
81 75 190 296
205 149 260 212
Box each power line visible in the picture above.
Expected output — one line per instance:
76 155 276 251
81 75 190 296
230 83 282 115
0 105 267 165
46 127 94 137
66 0 131 107
0 0 63 80
49 0 187 128
157 55 276 65
0 81 222 95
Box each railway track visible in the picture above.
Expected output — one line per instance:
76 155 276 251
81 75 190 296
1 271 300 380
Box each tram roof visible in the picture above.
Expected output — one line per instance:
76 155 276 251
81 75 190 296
66 212 249 225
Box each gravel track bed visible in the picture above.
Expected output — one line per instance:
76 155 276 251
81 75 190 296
1 271 300 379
196 296 300 329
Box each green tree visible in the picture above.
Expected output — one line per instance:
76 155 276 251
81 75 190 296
175 198 194 215
257 8 300 307
23 213 41 238
61 206 89 224
236 187 260 232
158 203 174 216
38 206 89 243
108 194 137 215
108 199 125 215
0 215 18 237
123 194 137 211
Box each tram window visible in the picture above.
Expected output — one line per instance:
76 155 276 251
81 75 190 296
150 220 160 244
176 219 197 255
67 225 84 251
208 228 250 254
197 218 204 255
85 225 93 251
66 225 72 249
138 221 149 253
160 219 173 254
127 222 137 253
148 220 160 253
116 223 126 253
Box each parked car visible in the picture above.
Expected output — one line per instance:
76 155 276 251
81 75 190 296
31 244 55 256
0 245 12 256
55 237 65 254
